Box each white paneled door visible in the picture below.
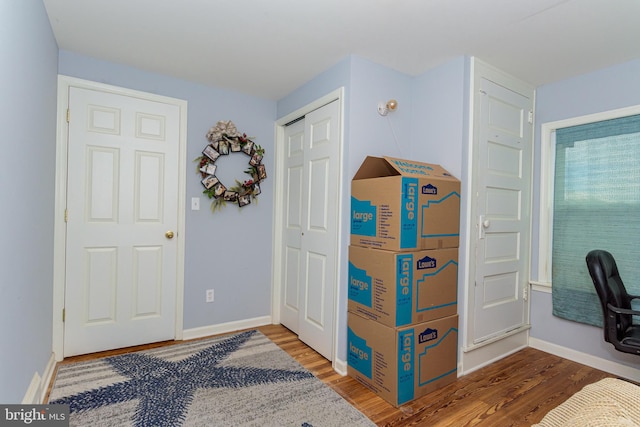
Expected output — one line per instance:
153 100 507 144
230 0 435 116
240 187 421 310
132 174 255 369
63 86 181 357
281 118 305 333
280 100 340 361
472 76 533 344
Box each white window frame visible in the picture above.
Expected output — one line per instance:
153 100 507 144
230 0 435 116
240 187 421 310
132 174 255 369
536 104 640 292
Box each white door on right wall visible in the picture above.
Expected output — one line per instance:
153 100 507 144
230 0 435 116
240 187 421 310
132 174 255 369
471 67 534 345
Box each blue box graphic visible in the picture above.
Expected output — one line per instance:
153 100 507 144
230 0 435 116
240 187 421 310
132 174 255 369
415 258 458 314
397 329 415 404
347 327 373 379
417 327 459 387
400 177 419 248
348 261 373 308
395 254 413 326
420 190 461 239
350 197 376 237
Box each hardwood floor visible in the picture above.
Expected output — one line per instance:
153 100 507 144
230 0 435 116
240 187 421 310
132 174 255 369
259 324 613 426
48 324 614 426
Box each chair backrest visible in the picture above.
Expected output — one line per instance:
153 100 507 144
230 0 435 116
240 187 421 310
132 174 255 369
585 249 633 337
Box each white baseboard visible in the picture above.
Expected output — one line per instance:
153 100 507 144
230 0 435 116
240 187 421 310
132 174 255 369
182 315 273 341
40 353 57 403
461 330 529 375
529 337 640 382
22 353 57 404
333 358 347 376
22 372 41 404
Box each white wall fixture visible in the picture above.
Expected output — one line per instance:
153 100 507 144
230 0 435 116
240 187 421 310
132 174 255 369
377 99 398 116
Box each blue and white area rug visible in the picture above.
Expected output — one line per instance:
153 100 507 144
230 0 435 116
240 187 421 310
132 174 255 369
49 330 374 427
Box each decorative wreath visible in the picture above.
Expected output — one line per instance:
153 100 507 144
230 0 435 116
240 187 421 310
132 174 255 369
195 120 266 212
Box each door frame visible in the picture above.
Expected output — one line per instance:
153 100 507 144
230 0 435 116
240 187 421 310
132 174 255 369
52 76 187 361
271 88 345 367
461 59 534 370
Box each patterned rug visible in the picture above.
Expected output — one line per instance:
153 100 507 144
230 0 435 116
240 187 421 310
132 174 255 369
48 330 374 427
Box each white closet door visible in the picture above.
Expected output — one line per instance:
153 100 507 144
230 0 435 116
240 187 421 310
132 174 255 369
280 100 341 361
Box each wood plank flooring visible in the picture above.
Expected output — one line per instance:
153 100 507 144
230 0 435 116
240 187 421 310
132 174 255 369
260 324 614 426
48 324 615 426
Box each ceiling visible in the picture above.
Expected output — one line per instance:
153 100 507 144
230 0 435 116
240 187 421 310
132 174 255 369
43 0 640 100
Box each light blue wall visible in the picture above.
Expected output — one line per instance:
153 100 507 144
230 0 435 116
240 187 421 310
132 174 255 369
277 55 468 362
58 51 277 330
530 59 640 369
410 56 466 179
0 0 59 403
348 56 414 170
411 56 469 341
276 57 351 119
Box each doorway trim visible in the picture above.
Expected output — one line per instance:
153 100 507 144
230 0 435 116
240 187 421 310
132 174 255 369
461 58 534 373
271 88 345 368
52 75 187 361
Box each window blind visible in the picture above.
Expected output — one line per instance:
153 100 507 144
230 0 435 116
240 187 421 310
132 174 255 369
552 114 640 326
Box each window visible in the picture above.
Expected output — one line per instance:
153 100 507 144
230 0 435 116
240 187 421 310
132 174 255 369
538 107 640 326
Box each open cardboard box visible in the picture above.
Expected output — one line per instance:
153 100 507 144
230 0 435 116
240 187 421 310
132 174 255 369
351 156 460 251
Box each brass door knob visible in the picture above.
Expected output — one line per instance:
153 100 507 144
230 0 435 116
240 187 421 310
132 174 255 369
165 231 175 239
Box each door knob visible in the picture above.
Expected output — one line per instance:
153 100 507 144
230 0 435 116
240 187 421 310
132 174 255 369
165 231 175 239
479 215 490 239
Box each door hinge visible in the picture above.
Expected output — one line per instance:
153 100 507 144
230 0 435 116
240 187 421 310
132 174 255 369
523 286 529 301
528 110 533 124
66 109 70 123
62 308 66 322
64 209 68 223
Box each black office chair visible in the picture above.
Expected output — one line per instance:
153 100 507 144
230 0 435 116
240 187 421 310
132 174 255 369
586 249 640 355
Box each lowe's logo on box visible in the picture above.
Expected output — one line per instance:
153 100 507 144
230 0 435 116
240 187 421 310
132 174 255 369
351 197 376 237
422 183 437 195
417 255 436 270
348 262 373 307
419 327 438 344
348 327 373 379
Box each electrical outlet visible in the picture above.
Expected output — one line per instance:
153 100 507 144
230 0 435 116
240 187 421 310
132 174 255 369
191 197 200 210
205 289 214 303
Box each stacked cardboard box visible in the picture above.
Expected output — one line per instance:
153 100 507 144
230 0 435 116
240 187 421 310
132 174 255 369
347 156 460 407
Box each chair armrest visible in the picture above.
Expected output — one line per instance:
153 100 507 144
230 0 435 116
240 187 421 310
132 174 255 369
607 302 640 316
629 294 640 301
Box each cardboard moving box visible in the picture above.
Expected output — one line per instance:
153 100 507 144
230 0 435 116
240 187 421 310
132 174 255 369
347 312 458 407
351 156 460 251
348 245 458 327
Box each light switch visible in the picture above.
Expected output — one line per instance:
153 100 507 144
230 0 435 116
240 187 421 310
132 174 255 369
191 197 200 210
